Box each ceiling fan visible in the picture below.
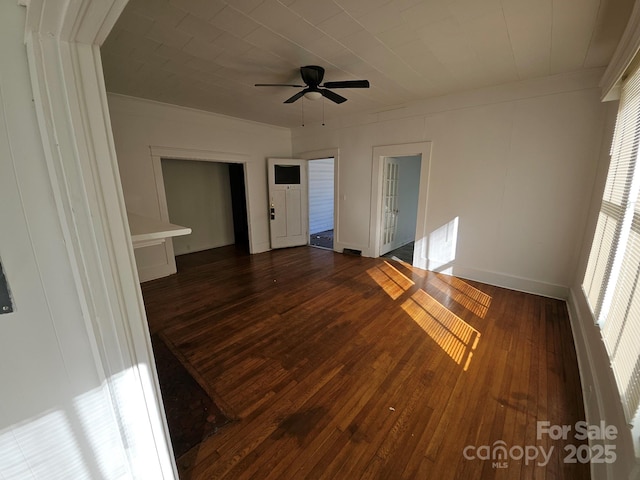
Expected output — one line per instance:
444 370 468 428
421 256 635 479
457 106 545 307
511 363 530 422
255 65 370 104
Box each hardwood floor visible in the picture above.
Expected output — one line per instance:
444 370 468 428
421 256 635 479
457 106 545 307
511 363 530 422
142 245 589 480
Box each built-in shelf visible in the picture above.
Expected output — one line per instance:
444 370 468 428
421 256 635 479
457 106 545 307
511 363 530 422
127 212 191 249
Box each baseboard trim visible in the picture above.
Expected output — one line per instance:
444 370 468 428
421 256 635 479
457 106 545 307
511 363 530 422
445 265 569 299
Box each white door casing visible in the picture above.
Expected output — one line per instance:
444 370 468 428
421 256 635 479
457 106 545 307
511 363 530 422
296 148 340 252
369 143 431 269
148 145 251 282
21 1 177 478
268 158 308 249
308 158 335 236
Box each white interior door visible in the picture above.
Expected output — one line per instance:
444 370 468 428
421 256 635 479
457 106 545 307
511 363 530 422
380 157 400 255
268 158 308 249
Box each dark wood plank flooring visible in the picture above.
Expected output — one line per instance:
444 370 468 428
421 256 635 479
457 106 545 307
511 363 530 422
142 245 589 480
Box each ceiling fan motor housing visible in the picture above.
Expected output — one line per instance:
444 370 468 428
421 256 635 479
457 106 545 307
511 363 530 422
300 65 325 87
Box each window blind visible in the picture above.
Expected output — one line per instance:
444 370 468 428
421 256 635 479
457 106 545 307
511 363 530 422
583 64 640 425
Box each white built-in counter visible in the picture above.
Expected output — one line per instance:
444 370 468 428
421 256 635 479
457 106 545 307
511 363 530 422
127 212 191 249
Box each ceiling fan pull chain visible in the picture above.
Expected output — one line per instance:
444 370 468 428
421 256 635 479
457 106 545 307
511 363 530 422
322 97 325 126
301 98 305 127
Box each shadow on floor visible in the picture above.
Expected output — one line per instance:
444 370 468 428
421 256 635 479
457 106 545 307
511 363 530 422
382 241 414 264
151 334 231 459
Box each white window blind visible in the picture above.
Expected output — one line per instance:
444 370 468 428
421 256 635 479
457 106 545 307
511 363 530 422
583 64 640 425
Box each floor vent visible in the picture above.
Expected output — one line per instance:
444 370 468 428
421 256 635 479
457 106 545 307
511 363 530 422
343 248 362 256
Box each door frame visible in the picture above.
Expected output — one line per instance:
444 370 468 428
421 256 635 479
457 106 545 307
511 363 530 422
149 146 251 281
296 148 340 252
307 157 336 250
369 142 432 269
22 1 177 477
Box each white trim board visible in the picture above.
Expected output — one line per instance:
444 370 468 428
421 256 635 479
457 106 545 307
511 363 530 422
22 0 177 477
567 287 640 480
149 145 250 164
449 265 569 300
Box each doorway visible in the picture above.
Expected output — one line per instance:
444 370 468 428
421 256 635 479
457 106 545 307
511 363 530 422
369 142 431 269
229 163 250 251
380 155 422 263
161 158 250 258
308 157 335 250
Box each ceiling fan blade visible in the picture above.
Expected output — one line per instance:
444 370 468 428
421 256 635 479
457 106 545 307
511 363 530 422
255 83 305 87
321 89 347 104
322 80 370 89
284 90 306 103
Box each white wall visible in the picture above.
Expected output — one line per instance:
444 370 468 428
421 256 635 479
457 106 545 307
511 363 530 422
293 69 608 298
308 158 334 234
393 155 421 249
107 94 291 280
0 3 137 478
162 159 234 255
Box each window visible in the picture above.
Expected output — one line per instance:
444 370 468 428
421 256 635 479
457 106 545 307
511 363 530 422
583 63 640 428
274 164 301 185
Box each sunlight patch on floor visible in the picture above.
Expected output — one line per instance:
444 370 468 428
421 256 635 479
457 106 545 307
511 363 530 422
428 275 492 319
367 262 481 370
366 261 415 300
401 289 480 371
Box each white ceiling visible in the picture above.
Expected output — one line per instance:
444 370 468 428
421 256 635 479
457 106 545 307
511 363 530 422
101 0 634 128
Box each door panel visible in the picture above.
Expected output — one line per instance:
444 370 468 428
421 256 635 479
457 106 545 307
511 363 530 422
286 188 302 236
380 158 400 255
268 158 308 248
271 189 287 239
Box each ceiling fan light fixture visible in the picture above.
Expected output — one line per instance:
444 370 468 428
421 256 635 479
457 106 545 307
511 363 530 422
304 90 322 101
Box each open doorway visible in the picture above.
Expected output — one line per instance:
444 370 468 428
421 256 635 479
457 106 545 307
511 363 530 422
161 158 250 259
370 142 431 269
308 157 335 250
380 155 422 263
228 163 250 251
